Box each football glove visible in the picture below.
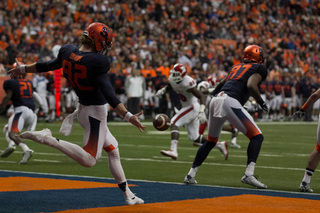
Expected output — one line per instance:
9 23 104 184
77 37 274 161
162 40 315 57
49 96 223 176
257 99 269 113
293 110 305 119
155 87 166 97
198 104 207 124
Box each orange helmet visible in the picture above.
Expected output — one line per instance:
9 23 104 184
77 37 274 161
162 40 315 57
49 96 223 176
83 22 113 54
243 45 264 63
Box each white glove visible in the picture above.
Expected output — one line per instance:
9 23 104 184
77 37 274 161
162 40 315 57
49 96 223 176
155 87 166 97
198 104 207 124
293 110 305 119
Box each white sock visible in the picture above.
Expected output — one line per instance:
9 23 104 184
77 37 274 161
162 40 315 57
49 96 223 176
53 139 97 167
108 148 134 199
170 140 178 153
18 143 29 152
188 167 199 177
231 137 237 144
302 169 314 183
245 162 256 176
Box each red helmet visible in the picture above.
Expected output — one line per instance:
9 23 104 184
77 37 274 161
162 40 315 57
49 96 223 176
243 45 264 63
168 64 187 83
207 75 218 87
83 22 113 54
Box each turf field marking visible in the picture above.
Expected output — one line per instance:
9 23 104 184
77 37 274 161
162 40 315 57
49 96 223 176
33 159 61 163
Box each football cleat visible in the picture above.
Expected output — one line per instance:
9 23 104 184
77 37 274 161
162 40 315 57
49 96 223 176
125 196 144 205
160 150 178 160
299 181 313 192
230 142 241 149
19 149 34 164
216 141 228 160
241 174 267 189
0 146 16 158
21 128 55 146
184 175 197 184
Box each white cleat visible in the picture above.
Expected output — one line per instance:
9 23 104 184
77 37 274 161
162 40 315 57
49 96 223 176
299 181 313 192
21 128 55 146
125 196 144 205
184 175 197 184
0 146 16 158
160 150 178 160
230 142 241 149
241 174 267 189
217 141 228 160
19 149 34 164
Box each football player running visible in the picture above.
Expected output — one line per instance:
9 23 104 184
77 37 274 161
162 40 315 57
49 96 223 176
198 75 240 149
8 22 145 205
156 64 228 160
0 68 42 164
293 88 320 192
184 45 269 189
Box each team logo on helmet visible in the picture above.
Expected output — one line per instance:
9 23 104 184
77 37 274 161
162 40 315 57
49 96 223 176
168 64 187 83
243 45 264 63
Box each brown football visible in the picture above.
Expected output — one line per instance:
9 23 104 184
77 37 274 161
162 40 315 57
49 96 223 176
153 114 171 131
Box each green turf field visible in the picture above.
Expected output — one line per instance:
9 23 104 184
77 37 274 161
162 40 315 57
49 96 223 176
0 116 319 193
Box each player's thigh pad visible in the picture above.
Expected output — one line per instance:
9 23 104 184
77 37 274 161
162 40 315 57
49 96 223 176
78 104 118 160
171 104 199 128
224 96 262 139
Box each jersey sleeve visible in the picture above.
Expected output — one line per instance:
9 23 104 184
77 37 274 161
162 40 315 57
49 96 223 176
3 80 12 91
256 65 268 81
95 72 121 108
36 58 62 73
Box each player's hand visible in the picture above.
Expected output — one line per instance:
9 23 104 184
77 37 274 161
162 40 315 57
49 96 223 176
260 102 269 113
155 87 166 97
128 110 146 133
198 104 207 124
293 110 305 119
7 58 25 79
198 111 207 124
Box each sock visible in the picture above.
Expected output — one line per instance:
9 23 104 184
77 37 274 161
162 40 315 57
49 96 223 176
302 168 314 183
245 162 256 176
247 134 263 164
18 142 29 152
188 167 199 177
170 140 178 153
192 141 216 168
199 122 207 135
108 148 134 199
231 136 237 145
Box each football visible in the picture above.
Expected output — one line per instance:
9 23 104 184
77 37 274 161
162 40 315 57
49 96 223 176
153 114 171 131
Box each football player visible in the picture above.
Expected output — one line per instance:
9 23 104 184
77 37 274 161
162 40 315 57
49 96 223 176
198 75 240 149
184 45 269 189
156 64 228 160
293 88 320 192
0 69 42 164
8 22 145 205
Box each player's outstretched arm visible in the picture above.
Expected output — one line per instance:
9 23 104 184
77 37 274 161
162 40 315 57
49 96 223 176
114 103 146 133
7 58 37 79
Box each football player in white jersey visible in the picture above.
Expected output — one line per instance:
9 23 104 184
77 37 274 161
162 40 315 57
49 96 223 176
156 64 228 160
198 75 241 148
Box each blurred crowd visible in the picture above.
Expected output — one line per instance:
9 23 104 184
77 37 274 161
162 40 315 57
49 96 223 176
0 0 320 121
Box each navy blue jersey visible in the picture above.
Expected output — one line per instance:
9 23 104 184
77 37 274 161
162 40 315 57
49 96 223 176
221 63 268 105
3 78 35 111
273 80 282 96
36 44 120 107
282 81 293 98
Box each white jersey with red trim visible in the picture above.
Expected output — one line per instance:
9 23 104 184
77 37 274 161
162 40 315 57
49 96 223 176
169 75 198 108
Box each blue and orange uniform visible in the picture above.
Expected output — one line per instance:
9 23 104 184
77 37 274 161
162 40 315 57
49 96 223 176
3 78 35 133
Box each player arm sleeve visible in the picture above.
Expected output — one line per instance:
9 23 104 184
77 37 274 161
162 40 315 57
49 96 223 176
95 72 121 108
36 58 62 73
